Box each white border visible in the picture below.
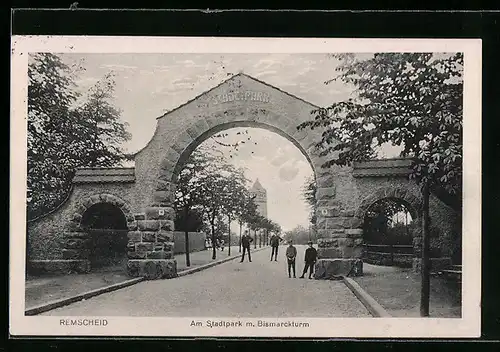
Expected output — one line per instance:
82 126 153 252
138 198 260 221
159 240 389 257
10 36 482 338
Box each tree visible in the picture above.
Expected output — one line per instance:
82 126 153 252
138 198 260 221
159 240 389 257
302 175 317 226
27 53 83 219
298 53 463 317
175 148 222 266
27 54 131 220
76 72 131 167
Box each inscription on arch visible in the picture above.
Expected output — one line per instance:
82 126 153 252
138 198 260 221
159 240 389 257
211 90 271 105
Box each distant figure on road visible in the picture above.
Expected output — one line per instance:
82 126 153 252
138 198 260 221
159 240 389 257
269 233 282 261
300 241 318 279
240 230 253 262
220 239 225 251
285 240 297 278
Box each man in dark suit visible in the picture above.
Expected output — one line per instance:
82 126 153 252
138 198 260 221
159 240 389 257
269 232 282 261
300 241 318 279
240 230 253 262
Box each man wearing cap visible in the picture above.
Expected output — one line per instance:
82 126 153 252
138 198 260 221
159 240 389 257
285 240 297 278
269 232 282 261
300 241 318 279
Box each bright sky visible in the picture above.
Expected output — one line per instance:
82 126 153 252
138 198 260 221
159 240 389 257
58 53 401 231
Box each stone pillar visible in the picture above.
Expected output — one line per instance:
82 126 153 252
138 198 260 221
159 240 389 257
313 205 364 279
126 181 178 280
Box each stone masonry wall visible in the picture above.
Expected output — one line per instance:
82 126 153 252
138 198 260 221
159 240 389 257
27 183 138 261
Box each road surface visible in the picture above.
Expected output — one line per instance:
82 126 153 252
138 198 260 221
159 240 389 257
42 245 370 317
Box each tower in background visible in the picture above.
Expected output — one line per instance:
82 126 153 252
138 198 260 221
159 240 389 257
250 178 268 218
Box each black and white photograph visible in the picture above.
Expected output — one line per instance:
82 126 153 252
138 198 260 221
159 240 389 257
10 36 481 338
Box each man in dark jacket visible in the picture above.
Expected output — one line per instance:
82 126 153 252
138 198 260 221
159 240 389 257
240 230 253 262
269 232 282 261
300 241 318 279
285 240 297 278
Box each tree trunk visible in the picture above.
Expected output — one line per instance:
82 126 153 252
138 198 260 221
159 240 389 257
184 205 191 267
420 180 431 317
211 213 217 260
228 214 231 256
254 230 257 249
239 222 242 253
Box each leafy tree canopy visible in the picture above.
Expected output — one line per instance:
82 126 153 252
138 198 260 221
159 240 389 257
298 53 463 211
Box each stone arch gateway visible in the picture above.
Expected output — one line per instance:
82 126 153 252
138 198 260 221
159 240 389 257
27 73 459 279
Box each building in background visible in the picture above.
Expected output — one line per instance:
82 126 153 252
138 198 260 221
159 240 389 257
250 178 268 218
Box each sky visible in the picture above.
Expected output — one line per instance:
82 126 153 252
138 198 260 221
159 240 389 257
57 53 401 232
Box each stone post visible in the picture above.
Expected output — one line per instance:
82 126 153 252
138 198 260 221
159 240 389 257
313 206 364 279
126 181 178 280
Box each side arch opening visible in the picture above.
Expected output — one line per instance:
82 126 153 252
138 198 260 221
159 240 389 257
80 203 129 270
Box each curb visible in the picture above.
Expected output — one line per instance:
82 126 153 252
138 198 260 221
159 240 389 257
25 246 270 315
343 277 391 318
25 277 145 316
176 246 268 278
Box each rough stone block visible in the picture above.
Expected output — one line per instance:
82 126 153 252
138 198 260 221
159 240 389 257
350 217 363 228
316 175 335 188
318 238 339 248
147 250 174 259
163 242 175 252
128 250 147 259
345 228 364 237
341 246 364 259
154 243 164 251
317 187 336 200
134 213 146 221
314 259 363 279
127 231 142 242
164 147 181 163
128 221 138 231
126 241 136 251
353 238 364 246
317 247 342 259
71 213 82 223
127 259 177 280
153 191 173 204
140 231 155 242
325 217 353 229
342 209 356 217
137 220 160 231
317 206 341 218
136 242 154 252
145 207 175 220
317 229 346 239
156 231 174 243
159 220 175 231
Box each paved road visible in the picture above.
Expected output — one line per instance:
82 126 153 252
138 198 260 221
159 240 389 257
42 245 370 317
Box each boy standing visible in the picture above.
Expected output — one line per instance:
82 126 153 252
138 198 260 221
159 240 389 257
300 241 318 279
285 240 297 278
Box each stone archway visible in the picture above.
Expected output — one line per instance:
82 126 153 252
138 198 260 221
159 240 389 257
355 186 423 268
61 193 135 273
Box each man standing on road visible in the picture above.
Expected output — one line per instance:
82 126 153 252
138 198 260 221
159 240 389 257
285 240 297 278
300 241 318 279
240 230 253 262
269 232 282 261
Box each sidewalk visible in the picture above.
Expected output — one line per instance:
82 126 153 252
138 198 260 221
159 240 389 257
353 263 461 318
25 245 266 309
